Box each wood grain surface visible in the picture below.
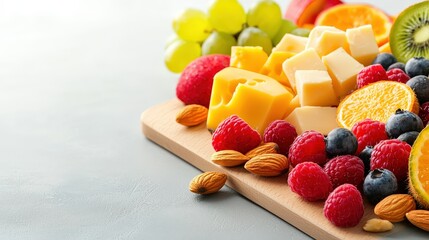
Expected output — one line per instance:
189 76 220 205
141 99 423 240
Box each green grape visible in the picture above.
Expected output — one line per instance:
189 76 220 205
247 0 282 39
208 0 246 34
291 28 311 37
165 34 179 49
164 39 201 73
202 31 237 55
173 8 212 42
272 19 297 46
237 27 273 54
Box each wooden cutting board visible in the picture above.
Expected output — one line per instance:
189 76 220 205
140 99 424 240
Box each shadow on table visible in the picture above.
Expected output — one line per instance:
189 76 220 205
194 189 236 203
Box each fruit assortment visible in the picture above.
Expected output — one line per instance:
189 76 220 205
167 0 429 235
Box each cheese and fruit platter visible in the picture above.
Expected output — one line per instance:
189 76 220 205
141 0 429 239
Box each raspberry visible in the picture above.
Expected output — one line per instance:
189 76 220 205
357 64 388 88
288 130 327 167
323 184 364 228
288 162 333 201
370 139 411 183
386 68 410 84
323 155 365 189
351 119 389 154
176 54 230 108
419 102 429 125
263 120 297 156
371 53 397 70
211 115 261 154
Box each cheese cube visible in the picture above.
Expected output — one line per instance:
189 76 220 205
295 70 339 107
260 51 295 87
306 26 349 56
230 46 268 72
283 94 300 119
207 67 294 134
282 48 327 91
285 106 339 135
346 25 379 66
273 34 308 53
322 47 364 98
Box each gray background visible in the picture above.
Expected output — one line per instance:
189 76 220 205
0 0 424 239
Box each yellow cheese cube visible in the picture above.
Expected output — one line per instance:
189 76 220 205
273 34 308 53
207 67 294 134
230 46 268 72
283 94 300 119
285 106 339 135
282 48 327 91
346 25 379 66
295 70 339 107
322 47 364 99
260 51 295 87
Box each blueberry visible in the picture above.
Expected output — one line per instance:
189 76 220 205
363 169 398 205
406 75 429 103
397 131 419 146
387 62 406 72
405 57 429 78
358 146 373 175
385 109 424 138
325 128 358 157
372 53 397 70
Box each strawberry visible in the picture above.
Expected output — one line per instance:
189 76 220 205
176 54 230 108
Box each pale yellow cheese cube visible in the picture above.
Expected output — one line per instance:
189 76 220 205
282 48 327 91
306 26 349 56
322 47 364 99
274 34 308 53
285 106 339 135
346 25 379 66
295 70 339 107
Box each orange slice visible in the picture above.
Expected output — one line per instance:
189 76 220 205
378 42 391 54
409 125 429 209
337 81 419 129
315 4 392 46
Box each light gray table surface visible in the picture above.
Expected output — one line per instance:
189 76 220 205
0 0 425 239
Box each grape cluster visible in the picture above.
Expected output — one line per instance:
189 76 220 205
165 0 308 73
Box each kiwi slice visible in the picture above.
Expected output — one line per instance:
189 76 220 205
390 1 429 63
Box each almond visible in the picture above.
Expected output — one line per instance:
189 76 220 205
363 218 394 232
176 104 208 127
189 171 227 195
211 150 250 167
374 194 416 222
244 153 289 177
245 142 279 159
406 210 429 232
